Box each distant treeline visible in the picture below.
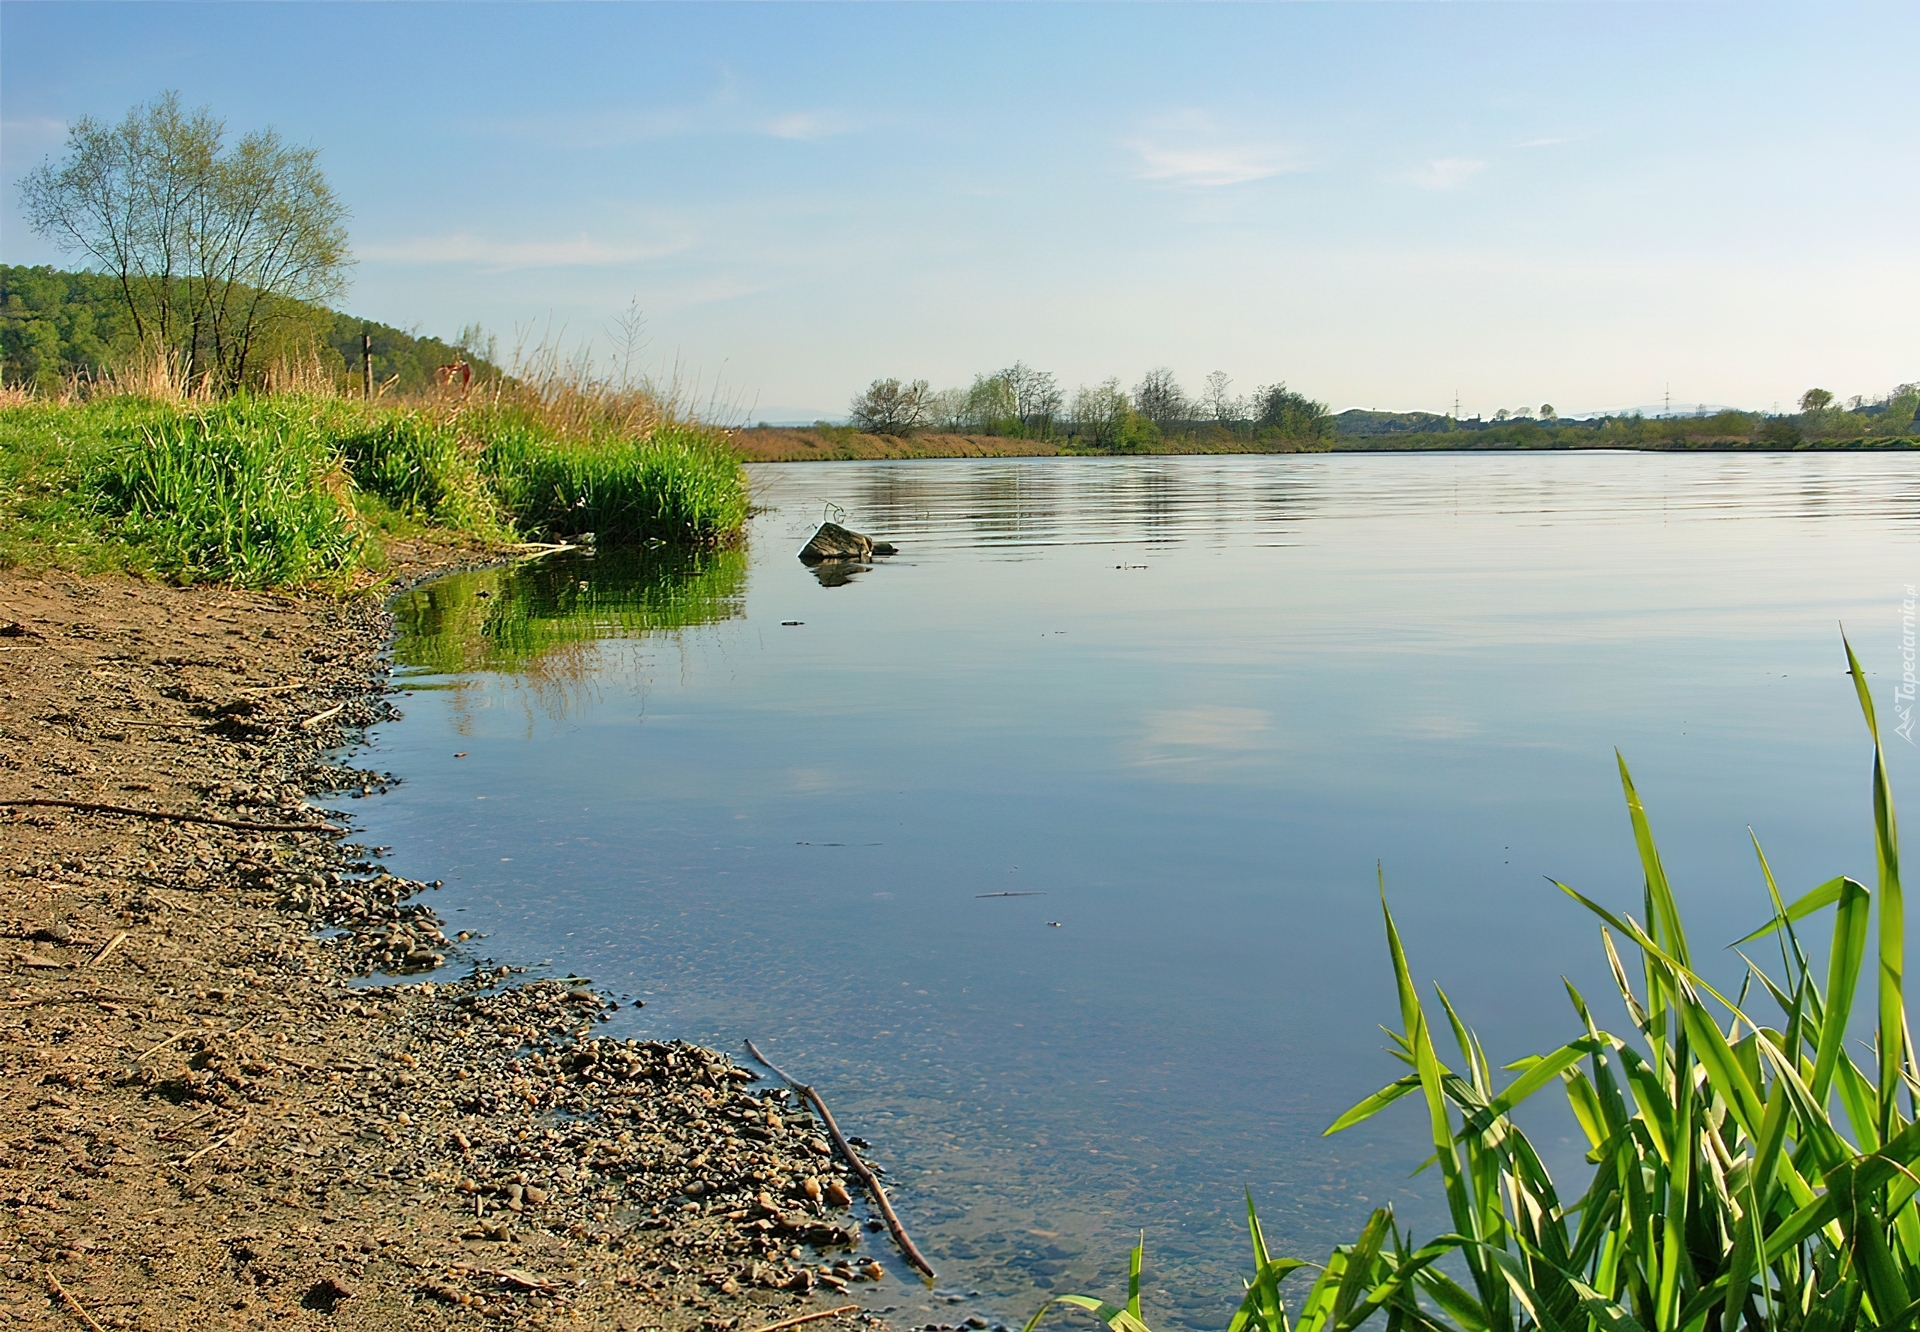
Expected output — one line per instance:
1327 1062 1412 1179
845 367 1919 453
0 264 502 395
1334 391 1918 448
844 364 1335 451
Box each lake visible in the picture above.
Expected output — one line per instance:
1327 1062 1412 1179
349 451 1920 1330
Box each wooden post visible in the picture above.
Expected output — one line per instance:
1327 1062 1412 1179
362 328 373 399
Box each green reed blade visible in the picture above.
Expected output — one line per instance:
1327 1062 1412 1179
1021 1294 1157 1332
1325 1077 1421 1136
1129 1235 1143 1321
1845 635 1910 1141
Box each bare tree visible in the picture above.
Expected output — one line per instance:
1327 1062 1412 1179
1131 367 1187 428
927 387 968 432
19 93 217 354
849 378 933 435
1001 362 1063 436
1070 379 1130 449
20 91 351 391
1201 370 1241 427
188 124 352 389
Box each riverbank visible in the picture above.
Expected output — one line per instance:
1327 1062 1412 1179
0 553 899 1331
730 425 1919 462
0 393 749 588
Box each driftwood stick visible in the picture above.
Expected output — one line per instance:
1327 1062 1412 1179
46 1270 108 1332
87 932 130 968
177 1114 247 1168
300 702 346 730
0 798 342 835
745 1306 860 1332
134 1029 194 1062
511 542 578 562
745 1038 936 1279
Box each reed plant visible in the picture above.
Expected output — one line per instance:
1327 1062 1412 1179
477 417 749 543
1032 639 1916 1332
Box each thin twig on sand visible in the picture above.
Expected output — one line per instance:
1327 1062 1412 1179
745 1038 937 1279
47 1270 107 1332
0 797 342 835
86 932 130 968
745 1304 861 1332
299 702 346 729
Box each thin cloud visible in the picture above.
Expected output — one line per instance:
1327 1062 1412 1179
1410 157 1487 190
358 233 686 270
1521 136 1570 148
1126 110 1303 188
765 111 853 142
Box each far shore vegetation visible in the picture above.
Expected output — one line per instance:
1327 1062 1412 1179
824 367 1918 458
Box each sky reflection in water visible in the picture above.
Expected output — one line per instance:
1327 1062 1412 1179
355 452 1920 1331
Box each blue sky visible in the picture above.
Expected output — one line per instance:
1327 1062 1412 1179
3 2 1915 421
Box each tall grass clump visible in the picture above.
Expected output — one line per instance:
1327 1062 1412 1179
479 417 748 543
331 410 499 535
1033 638 1919 1332
99 399 364 586
0 325 751 585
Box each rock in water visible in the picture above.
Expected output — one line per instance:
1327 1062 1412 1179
799 521 890 564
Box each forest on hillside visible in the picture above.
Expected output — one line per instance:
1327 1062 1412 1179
0 264 500 395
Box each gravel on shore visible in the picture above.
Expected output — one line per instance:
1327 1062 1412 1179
0 553 905 1331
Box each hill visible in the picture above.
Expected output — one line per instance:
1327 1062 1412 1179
1334 409 1457 437
0 264 501 394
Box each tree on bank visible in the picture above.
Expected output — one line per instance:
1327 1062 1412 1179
19 92 351 393
1200 370 1240 427
1250 382 1334 441
849 377 933 435
1069 378 1130 449
1131 367 1188 429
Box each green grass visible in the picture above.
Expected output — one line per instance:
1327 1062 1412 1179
476 410 749 544
0 393 750 587
1033 637 1918 1332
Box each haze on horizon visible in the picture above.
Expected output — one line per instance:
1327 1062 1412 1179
2 2 1913 423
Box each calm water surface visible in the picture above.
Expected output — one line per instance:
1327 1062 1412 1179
349 453 1920 1330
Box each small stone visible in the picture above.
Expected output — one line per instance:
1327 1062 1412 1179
861 1262 885 1282
824 1180 852 1208
801 1177 822 1202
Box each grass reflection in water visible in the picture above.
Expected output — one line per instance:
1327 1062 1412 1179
392 545 748 678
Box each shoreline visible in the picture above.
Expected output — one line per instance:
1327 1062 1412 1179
0 550 907 1331
728 426 1919 463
